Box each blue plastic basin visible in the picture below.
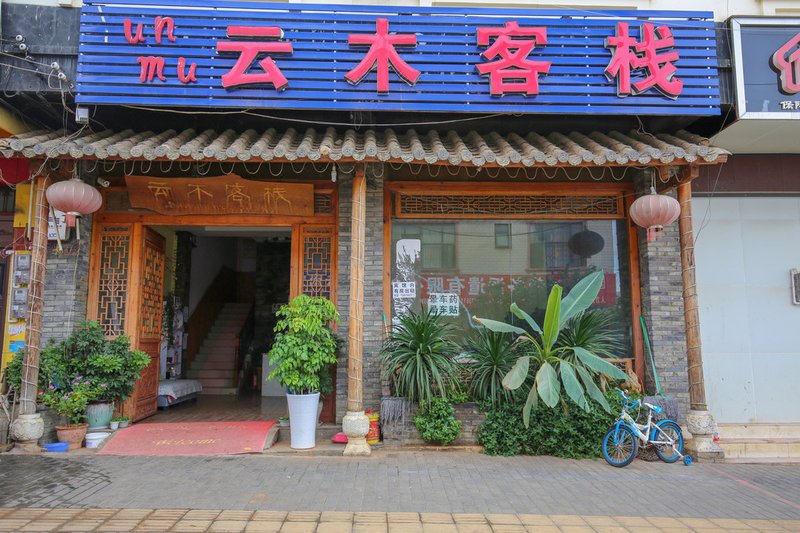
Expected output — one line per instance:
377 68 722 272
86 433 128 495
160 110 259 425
44 442 69 452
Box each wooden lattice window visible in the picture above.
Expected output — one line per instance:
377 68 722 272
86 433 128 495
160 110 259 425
396 193 622 218
301 226 335 300
139 231 166 339
95 226 131 336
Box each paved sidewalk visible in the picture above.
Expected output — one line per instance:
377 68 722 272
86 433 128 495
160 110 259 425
0 508 798 533
1 450 798 521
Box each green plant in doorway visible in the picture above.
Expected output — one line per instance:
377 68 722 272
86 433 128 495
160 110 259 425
414 397 462 446
474 271 632 427
267 295 340 394
379 308 460 405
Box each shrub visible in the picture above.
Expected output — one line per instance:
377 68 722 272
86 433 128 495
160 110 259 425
379 308 460 404
463 330 519 407
479 389 627 458
414 397 462 446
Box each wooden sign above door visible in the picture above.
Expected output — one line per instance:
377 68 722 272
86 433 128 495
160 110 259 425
124 174 314 216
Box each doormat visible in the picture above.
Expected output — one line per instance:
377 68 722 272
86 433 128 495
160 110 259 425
98 421 276 456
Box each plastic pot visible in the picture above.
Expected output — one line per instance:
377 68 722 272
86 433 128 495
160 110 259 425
286 392 319 449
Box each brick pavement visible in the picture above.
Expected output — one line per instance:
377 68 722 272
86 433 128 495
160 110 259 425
0 450 798 522
0 508 798 533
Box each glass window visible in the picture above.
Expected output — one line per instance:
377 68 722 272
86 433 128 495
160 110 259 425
390 219 632 357
495 223 511 249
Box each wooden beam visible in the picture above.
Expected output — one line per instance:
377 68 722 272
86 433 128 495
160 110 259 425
346 165 366 413
677 181 707 411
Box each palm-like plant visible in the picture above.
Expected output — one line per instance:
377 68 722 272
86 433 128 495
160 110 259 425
558 308 626 359
475 271 632 426
379 308 459 404
463 330 519 407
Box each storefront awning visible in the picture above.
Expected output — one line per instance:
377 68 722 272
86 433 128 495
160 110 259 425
0 127 728 167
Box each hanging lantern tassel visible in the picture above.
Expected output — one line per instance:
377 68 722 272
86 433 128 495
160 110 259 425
629 187 681 242
45 178 103 241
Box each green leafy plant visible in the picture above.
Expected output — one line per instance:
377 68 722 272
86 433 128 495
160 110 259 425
463 330 520 407
414 397 462 446
65 322 151 403
39 378 99 424
479 389 627 458
110 416 126 422
379 308 460 404
475 271 632 426
267 295 340 394
557 308 626 359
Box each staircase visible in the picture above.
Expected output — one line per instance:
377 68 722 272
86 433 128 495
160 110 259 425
186 303 253 396
717 423 800 463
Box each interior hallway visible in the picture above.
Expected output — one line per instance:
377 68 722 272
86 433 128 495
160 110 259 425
147 395 287 423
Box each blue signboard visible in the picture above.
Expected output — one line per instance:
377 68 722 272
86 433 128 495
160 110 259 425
77 0 720 115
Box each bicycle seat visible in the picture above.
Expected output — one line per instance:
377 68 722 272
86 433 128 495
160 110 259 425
644 402 662 414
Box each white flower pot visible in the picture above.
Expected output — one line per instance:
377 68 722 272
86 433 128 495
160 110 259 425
286 392 319 449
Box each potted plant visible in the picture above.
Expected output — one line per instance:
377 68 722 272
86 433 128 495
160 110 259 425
40 379 98 450
65 322 150 429
267 295 339 449
110 417 125 430
118 416 130 428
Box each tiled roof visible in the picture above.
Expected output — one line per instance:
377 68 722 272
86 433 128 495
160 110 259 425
0 127 728 167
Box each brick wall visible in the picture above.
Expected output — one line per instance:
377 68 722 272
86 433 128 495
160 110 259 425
336 165 385 423
381 401 486 446
635 171 689 421
41 215 92 344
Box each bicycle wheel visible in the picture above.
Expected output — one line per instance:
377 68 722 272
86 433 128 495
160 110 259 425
602 425 638 467
653 421 684 463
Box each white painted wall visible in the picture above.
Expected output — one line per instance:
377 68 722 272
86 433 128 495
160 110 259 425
694 196 800 424
10 0 793 21
188 236 236 315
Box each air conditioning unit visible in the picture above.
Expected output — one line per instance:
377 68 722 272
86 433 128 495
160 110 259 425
792 269 800 305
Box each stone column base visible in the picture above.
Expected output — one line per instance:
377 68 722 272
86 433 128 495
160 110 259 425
685 409 724 462
10 413 44 453
342 410 371 456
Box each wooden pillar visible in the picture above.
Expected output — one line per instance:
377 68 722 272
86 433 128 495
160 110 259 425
677 179 707 411
677 174 723 459
18 172 49 416
342 165 370 455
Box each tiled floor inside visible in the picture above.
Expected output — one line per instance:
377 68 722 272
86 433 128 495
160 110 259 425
148 394 288 423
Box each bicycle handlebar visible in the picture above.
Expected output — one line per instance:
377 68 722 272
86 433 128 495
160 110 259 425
615 388 639 410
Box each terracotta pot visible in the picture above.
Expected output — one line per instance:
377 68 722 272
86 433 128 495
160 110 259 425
54 423 88 450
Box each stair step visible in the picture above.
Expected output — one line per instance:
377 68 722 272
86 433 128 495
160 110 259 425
200 387 238 396
191 361 235 370
187 369 232 379
198 377 234 388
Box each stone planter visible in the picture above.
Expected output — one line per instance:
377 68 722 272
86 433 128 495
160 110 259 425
54 423 88 450
86 401 115 430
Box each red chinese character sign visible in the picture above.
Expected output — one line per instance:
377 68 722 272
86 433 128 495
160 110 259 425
77 1 720 115
604 22 683 99
345 18 420 93
216 26 293 90
476 22 551 96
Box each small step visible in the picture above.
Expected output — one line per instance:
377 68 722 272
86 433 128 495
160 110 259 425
197 377 234 388
190 361 235 371
719 438 800 463
187 369 232 379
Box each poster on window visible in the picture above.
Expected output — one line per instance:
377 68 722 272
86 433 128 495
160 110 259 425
392 281 416 300
428 292 460 317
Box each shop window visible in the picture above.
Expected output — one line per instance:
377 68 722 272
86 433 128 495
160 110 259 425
396 224 456 270
529 222 583 270
390 219 632 358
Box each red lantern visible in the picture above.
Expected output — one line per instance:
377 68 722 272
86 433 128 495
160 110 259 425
629 187 681 242
45 178 102 227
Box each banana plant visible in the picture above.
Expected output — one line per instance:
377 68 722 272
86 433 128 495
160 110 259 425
474 271 633 427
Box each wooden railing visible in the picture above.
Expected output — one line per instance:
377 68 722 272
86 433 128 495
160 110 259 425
233 304 255 389
184 267 237 376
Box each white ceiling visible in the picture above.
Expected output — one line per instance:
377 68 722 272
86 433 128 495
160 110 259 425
711 119 800 154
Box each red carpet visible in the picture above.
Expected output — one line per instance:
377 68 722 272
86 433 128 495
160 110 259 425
98 421 276 456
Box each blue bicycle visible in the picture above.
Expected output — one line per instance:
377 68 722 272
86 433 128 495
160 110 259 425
602 389 692 467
